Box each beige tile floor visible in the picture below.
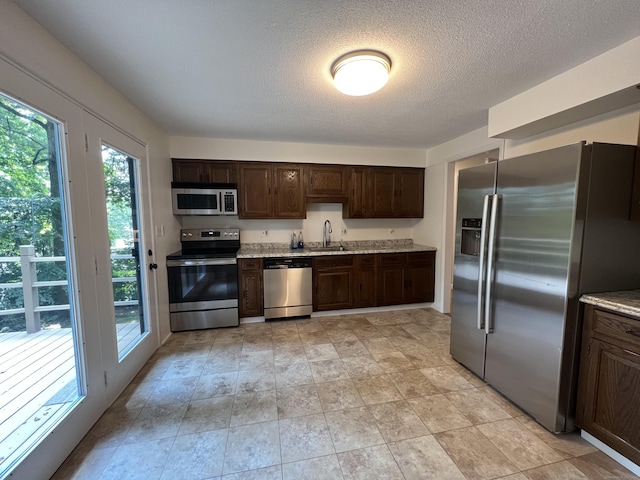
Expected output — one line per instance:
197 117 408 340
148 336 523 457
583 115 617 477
52 308 639 479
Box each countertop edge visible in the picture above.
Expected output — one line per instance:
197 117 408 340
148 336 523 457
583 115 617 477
580 290 640 318
237 243 437 259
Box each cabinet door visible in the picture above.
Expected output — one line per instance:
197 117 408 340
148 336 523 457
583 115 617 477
377 254 407 306
273 164 306 218
406 252 435 303
344 166 368 218
238 259 263 318
172 159 205 183
313 256 354 311
578 337 640 464
369 167 396 217
205 161 237 184
308 164 348 198
238 163 273 218
395 168 424 218
354 255 376 308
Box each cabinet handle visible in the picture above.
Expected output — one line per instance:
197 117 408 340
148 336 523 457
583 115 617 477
625 329 640 338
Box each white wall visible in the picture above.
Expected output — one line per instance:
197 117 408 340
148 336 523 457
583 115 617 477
489 36 640 139
424 104 640 313
171 136 427 245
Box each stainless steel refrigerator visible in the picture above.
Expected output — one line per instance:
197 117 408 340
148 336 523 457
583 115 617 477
451 142 640 433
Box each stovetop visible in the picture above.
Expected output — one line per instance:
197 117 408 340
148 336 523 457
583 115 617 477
166 249 239 260
167 227 241 260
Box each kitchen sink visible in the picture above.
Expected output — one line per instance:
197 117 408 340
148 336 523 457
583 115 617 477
305 246 348 252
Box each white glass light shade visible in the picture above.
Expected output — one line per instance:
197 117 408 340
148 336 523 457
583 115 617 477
331 50 391 96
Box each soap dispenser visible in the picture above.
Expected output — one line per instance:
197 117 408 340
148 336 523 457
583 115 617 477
290 231 297 249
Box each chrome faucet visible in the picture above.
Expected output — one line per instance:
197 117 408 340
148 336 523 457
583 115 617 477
322 220 332 247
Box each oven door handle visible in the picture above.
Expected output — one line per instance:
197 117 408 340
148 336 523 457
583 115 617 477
167 258 237 267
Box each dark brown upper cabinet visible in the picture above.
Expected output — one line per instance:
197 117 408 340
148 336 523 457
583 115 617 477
306 164 348 203
345 166 424 218
237 162 306 219
172 158 424 219
172 158 237 184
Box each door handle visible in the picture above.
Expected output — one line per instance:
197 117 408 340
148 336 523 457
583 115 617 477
477 194 491 330
149 263 158 270
484 194 501 335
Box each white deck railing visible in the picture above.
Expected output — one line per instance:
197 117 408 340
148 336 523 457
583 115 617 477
0 245 139 333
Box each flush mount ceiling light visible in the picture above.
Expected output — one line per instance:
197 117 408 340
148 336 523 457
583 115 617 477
331 50 391 96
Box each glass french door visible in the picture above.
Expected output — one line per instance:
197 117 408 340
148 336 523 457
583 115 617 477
0 57 105 480
0 91 86 479
83 112 156 399
101 143 148 358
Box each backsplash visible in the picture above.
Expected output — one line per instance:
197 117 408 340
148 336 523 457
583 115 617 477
180 203 417 244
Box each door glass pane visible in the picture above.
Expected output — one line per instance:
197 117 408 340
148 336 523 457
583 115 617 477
0 93 82 476
101 145 147 359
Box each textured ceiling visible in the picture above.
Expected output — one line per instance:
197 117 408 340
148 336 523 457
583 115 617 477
12 0 640 148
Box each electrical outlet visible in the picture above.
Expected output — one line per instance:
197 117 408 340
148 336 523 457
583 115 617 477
341 227 347 235
154 225 164 237
261 229 269 237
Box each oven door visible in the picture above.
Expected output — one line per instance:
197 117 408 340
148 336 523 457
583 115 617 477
167 257 239 330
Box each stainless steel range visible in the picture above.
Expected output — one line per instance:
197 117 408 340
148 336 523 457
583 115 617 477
166 228 240 331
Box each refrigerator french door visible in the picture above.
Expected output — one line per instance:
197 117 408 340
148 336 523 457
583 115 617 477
451 142 640 433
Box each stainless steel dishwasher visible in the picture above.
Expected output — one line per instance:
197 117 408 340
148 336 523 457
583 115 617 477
263 257 313 320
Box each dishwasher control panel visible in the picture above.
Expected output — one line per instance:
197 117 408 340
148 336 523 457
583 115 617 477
263 257 312 269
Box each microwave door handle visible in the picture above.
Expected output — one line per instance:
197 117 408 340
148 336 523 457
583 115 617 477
476 194 491 330
219 192 222 213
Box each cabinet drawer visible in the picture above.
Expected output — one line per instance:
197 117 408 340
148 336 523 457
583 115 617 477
377 253 406 266
239 258 262 271
356 255 375 267
592 309 640 350
313 255 354 268
408 251 434 265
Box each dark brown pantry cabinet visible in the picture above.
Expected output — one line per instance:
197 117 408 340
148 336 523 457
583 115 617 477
576 304 640 465
237 162 306 219
238 258 263 318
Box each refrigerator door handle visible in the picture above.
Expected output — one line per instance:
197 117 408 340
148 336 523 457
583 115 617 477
476 194 491 330
485 193 501 334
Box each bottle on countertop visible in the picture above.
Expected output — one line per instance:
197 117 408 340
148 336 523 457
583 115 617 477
297 231 304 249
291 231 297 249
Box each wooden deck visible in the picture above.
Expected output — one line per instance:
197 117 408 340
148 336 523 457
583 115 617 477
0 322 140 474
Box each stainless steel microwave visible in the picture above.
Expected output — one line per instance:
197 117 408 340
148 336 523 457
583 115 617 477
171 182 238 215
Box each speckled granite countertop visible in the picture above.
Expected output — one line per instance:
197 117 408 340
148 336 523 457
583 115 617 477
580 290 640 318
237 239 436 259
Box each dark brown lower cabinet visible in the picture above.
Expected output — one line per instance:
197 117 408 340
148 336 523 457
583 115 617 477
238 258 263 318
377 251 435 306
354 255 377 308
576 305 640 465
313 256 354 311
